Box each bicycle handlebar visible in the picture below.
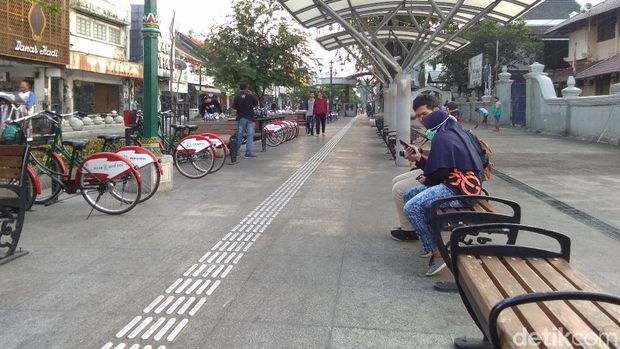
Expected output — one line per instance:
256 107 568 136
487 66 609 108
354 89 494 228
9 110 59 124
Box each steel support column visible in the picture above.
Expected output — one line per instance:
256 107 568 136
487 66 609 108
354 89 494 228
395 71 411 167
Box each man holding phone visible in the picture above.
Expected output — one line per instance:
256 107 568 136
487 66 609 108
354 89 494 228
389 95 439 241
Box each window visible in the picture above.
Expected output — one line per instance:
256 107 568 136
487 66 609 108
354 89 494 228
93 22 106 41
597 14 616 42
76 17 91 36
109 27 121 45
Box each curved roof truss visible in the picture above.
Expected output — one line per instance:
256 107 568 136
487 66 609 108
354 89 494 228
278 0 543 80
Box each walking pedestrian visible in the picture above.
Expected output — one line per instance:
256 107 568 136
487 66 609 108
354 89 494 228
492 97 502 132
313 91 328 136
303 92 315 135
232 83 259 158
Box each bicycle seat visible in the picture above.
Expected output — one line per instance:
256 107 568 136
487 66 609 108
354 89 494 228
170 124 186 130
97 134 122 142
62 140 89 151
185 125 199 132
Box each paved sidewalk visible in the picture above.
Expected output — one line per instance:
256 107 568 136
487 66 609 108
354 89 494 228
0 116 618 348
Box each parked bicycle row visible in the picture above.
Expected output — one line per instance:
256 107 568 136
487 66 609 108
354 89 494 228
0 100 227 216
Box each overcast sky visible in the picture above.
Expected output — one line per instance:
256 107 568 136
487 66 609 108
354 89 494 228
128 0 606 77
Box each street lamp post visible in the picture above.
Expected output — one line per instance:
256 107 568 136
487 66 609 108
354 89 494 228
141 0 161 154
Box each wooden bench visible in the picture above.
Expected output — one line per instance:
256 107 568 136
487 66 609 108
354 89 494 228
0 145 30 264
429 195 522 292
450 223 620 349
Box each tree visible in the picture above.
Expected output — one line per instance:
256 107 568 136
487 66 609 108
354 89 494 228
201 0 313 105
430 19 543 91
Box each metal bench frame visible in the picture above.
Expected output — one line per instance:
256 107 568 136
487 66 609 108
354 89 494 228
450 223 620 349
0 145 30 265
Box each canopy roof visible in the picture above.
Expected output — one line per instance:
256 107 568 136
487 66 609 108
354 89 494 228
278 0 543 81
317 27 470 52
280 0 544 29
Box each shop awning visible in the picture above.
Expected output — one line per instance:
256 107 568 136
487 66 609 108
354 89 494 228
194 86 222 95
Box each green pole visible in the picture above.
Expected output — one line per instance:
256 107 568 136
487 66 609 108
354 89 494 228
141 0 161 154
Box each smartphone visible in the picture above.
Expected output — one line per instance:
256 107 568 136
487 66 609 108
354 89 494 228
399 139 410 148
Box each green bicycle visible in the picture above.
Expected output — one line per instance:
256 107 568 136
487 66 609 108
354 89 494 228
25 111 143 215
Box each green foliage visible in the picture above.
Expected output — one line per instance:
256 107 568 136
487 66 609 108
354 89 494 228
32 0 61 15
201 0 313 105
429 19 543 89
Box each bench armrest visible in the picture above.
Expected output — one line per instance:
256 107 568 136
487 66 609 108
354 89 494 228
488 291 620 348
429 196 521 271
450 223 571 267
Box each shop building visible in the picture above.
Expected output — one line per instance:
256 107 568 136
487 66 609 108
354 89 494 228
65 0 142 113
0 0 70 112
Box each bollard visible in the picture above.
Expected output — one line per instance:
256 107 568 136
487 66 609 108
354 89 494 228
125 127 134 145
228 135 238 163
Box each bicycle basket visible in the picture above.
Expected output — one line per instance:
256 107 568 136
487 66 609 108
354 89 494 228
31 112 56 136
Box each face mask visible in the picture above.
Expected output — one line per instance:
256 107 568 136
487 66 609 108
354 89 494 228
426 128 438 140
425 116 449 140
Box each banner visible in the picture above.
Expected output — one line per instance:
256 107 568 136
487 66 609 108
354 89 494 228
468 53 483 88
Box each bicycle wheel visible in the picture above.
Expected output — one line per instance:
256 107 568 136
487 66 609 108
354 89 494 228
174 136 212 179
116 146 161 203
201 134 226 174
24 169 36 211
266 131 283 147
77 153 141 215
29 147 63 204
135 162 160 202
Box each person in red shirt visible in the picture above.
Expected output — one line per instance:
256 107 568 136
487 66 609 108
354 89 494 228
313 91 328 136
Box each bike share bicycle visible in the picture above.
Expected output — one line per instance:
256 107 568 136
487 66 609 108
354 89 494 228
128 110 216 178
3 108 143 215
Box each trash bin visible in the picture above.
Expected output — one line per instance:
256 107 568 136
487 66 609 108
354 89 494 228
123 110 137 126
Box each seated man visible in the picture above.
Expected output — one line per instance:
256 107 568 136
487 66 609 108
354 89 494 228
390 94 441 241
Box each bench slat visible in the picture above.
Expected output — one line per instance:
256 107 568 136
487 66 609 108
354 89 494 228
547 259 620 326
475 200 497 213
529 259 620 346
505 257 612 349
0 146 26 156
457 256 537 348
481 256 570 348
0 156 24 167
0 167 21 179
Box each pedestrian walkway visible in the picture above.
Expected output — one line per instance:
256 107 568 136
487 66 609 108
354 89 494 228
0 116 618 348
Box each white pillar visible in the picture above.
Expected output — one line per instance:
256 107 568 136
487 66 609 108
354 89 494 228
496 66 514 126
395 71 411 167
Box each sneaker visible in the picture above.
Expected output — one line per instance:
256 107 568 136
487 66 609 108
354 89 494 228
426 256 447 276
390 228 419 241
245 154 257 158
419 250 432 258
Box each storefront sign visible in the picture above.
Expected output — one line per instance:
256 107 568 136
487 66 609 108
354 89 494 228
70 52 143 79
14 40 59 57
0 2 69 65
